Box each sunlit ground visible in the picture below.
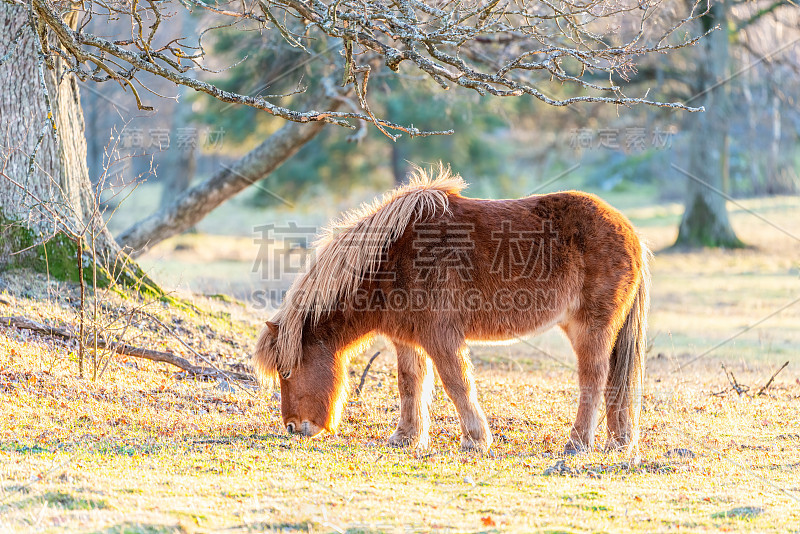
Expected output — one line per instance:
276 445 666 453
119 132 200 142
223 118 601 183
1 194 798 532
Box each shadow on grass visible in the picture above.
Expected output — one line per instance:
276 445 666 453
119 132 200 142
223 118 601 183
89 522 189 534
224 521 460 533
0 442 54 454
186 432 287 447
6 490 109 512
542 457 692 477
0 432 290 459
0 439 165 457
711 506 764 520
222 520 319 532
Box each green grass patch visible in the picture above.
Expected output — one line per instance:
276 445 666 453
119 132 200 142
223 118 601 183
39 490 109 510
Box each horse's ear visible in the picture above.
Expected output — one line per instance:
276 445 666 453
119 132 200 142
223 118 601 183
265 321 279 336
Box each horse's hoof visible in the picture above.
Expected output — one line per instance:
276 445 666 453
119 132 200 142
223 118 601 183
460 435 492 453
388 430 428 449
562 441 589 456
604 438 630 452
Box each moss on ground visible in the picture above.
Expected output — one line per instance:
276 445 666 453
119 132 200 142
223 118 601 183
0 210 195 311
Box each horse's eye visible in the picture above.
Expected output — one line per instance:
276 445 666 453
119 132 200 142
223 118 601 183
281 370 291 380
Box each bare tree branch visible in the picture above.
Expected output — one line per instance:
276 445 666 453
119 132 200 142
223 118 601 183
115 85 343 256
18 0 706 142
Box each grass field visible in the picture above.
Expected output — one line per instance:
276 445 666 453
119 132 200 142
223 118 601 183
1 194 799 533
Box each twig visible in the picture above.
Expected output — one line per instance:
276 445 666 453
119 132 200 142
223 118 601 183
721 363 750 396
137 312 258 397
77 238 85 378
756 361 789 397
354 351 381 397
0 315 255 382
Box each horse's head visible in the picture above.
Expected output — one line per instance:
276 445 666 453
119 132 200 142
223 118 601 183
253 321 348 438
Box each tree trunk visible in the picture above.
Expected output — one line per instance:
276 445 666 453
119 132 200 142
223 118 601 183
741 75 762 194
2 4 341 265
0 3 121 279
84 92 104 186
117 98 340 257
390 140 406 186
160 141 197 209
674 0 744 249
765 92 797 195
159 9 197 209
159 87 197 209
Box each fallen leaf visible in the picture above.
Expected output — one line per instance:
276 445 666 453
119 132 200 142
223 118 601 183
481 516 496 527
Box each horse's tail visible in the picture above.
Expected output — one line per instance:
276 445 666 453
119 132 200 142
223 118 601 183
607 242 652 454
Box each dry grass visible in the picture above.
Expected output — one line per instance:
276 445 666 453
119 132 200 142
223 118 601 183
1 196 799 533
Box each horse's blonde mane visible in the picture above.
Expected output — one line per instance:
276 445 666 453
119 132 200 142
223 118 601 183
266 165 465 374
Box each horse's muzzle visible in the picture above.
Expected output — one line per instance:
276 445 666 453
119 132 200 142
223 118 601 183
286 421 323 437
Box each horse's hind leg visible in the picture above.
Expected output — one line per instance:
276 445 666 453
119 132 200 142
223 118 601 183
605 352 630 450
562 321 613 454
421 336 492 452
388 341 434 449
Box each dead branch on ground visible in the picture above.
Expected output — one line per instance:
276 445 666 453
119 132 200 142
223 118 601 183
0 315 255 383
711 361 790 398
756 361 789 397
354 351 382 398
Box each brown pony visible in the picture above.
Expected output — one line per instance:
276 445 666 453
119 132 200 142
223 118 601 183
253 166 650 455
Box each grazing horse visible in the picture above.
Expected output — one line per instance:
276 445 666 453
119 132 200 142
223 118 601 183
253 167 650 455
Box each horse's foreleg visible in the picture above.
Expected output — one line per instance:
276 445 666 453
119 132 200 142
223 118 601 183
424 340 492 452
388 342 433 449
563 323 612 455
